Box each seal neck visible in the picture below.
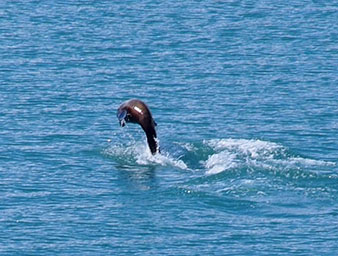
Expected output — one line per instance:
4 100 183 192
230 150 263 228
141 123 158 155
146 132 159 155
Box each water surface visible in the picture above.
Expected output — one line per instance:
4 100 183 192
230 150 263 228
1 0 337 255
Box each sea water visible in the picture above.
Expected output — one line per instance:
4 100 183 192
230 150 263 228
1 1 337 255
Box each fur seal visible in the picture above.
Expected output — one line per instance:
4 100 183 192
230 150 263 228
117 99 159 155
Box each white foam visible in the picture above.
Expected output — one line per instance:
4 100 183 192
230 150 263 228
202 138 335 175
179 142 196 152
205 151 237 175
205 138 283 158
104 138 335 175
287 157 335 167
202 139 283 174
135 146 188 170
103 141 188 170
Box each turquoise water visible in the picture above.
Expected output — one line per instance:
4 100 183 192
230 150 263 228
1 1 338 255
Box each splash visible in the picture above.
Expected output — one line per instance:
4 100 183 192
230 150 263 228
204 151 238 175
104 136 335 175
205 139 284 158
202 139 335 175
103 141 188 170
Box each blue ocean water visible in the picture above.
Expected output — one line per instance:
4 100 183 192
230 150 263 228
1 0 337 255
